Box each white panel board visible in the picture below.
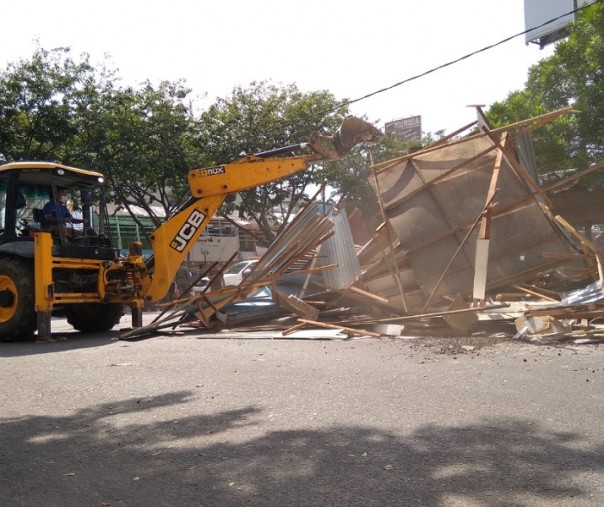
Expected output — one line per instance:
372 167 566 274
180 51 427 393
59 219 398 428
525 0 573 45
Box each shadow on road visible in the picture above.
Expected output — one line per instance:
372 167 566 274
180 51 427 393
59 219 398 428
1 390 602 506
0 331 122 357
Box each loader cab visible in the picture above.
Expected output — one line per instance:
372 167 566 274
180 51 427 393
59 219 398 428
0 162 118 260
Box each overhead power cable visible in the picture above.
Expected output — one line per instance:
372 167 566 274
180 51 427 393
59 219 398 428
254 0 601 144
323 0 601 117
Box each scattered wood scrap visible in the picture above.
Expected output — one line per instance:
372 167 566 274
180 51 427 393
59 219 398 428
288 319 382 338
120 110 604 343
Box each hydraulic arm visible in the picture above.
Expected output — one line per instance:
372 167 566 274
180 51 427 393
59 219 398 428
0 116 380 342
142 116 382 303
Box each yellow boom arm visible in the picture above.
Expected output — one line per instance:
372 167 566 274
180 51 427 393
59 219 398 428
144 117 382 303
146 155 320 302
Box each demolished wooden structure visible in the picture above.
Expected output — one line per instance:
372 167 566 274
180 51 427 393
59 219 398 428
120 107 604 341
362 107 597 311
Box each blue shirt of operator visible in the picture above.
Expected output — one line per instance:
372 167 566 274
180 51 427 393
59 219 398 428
43 189 73 226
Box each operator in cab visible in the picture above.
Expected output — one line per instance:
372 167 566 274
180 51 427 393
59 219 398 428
43 188 85 236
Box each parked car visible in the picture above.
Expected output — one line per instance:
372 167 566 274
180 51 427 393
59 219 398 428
191 276 211 295
222 259 258 286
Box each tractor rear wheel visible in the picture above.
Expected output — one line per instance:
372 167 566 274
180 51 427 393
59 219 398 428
0 257 36 340
64 303 125 333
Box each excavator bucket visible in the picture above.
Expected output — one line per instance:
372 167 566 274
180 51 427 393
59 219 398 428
310 116 383 158
333 116 383 155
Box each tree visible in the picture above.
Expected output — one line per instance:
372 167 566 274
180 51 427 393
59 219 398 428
196 81 353 242
0 50 393 241
0 47 203 228
0 47 97 163
487 2 604 182
81 80 202 227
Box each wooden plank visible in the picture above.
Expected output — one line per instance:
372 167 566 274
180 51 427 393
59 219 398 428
347 285 390 304
371 107 576 174
526 308 604 320
478 132 507 239
282 322 308 336
119 308 187 339
555 214 601 253
512 284 559 302
375 302 511 323
472 238 490 304
544 161 604 194
274 291 320 320
297 319 382 338
554 214 600 279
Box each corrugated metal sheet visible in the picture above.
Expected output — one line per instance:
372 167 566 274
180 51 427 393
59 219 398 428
561 280 604 305
320 209 361 290
245 201 333 284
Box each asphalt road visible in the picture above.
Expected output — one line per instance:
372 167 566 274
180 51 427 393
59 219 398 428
1 316 603 506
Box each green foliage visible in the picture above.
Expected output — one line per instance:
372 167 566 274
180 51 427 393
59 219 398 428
0 47 94 162
81 81 201 226
0 51 385 241
0 47 201 227
196 81 353 241
487 2 604 183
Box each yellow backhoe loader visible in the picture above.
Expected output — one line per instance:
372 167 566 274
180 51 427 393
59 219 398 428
0 117 381 341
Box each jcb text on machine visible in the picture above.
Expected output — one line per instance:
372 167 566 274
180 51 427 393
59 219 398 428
0 117 380 341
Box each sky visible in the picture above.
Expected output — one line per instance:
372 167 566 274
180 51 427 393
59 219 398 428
2 0 557 136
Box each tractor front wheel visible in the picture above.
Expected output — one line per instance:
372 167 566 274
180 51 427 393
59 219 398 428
0 257 36 341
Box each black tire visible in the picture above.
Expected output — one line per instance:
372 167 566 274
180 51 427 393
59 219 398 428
0 257 36 341
64 303 125 333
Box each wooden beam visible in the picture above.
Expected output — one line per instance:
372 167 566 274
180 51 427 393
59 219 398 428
297 319 383 338
543 161 604 194
347 285 390 304
282 322 308 336
274 291 320 321
473 133 507 304
511 284 559 302
554 214 601 281
478 132 506 239
374 302 511 323
371 107 576 174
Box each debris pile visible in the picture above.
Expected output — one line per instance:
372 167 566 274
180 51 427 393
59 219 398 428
121 107 604 342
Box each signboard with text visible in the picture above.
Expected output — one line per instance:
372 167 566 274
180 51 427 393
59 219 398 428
385 115 422 142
